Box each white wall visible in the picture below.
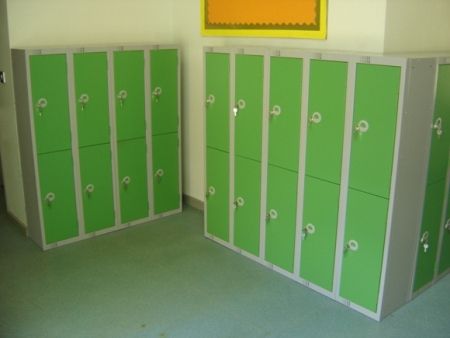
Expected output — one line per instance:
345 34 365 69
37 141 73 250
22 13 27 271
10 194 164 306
0 0 26 224
173 0 389 201
7 0 175 47
384 0 450 52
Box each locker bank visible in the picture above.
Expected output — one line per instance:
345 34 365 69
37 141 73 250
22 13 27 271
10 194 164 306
1 0 450 335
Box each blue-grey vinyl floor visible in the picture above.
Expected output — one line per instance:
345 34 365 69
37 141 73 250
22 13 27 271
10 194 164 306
0 195 449 337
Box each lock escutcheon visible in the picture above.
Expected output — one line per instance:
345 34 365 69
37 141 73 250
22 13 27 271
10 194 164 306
309 112 322 124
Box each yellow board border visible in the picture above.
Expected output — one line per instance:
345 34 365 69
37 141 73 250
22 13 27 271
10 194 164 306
201 0 327 40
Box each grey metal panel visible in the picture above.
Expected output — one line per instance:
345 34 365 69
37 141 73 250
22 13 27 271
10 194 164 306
11 49 43 247
379 58 437 319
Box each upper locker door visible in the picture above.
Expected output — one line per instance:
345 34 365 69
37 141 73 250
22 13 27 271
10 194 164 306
306 60 348 184
29 54 72 154
234 54 264 161
268 56 302 171
73 52 110 147
349 64 401 198
151 49 179 136
427 64 450 185
205 52 230 152
114 50 146 141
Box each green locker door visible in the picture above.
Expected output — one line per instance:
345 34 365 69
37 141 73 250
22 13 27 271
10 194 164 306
349 64 401 198
300 176 340 291
439 185 450 274
340 189 389 312
117 138 149 223
414 180 446 291
234 156 261 256
114 50 146 141
206 147 229 241
265 165 298 272
73 52 110 147
268 56 303 172
235 54 264 162
37 150 78 244
30 54 71 154
152 133 180 214
306 60 347 184
205 52 230 152
151 49 179 135
427 64 450 185
79 144 115 233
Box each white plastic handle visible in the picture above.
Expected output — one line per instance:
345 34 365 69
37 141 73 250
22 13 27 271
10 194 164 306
346 239 359 252
355 120 370 134
44 192 56 204
420 231 429 243
206 94 215 105
85 184 95 194
207 186 216 196
305 223 316 235
155 169 165 177
269 105 282 117
78 93 90 104
152 87 162 97
309 112 322 124
268 209 278 220
237 99 246 110
121 176 131 186
433 117 443 137
36 98 48 109
445 219 450 231
117 90 128 100
235 197 245 208
36 98 48 116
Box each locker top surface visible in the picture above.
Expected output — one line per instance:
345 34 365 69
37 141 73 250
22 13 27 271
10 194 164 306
12 44 180 54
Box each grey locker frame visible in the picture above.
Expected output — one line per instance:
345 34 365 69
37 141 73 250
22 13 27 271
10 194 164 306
203 46 449 321
12 44 182 251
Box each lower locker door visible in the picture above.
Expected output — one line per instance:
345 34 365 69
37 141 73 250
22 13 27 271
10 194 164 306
300 176 340 291
38 150 78 244
79 144 115 233
152 133 180 214
439 184 450 274
206 147 229 241
265 165 298 272
340 189 389 312
234 156 261 256
414 180 446 291
117 138 149 223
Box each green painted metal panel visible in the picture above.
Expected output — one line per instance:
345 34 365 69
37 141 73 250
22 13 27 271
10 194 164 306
206 147 229 241
300 176 340 291
114 50 146 141
439 184 450 274
205 52 230 152
235 54 264 162
37 150 78 244
427 64 450 185
117 138 149 223
414 180 446 291
79 144 115 233
306 60 347 184
349 64 401 198
340 189 389 312
152 133 180 214
73 52 110 147
29 54 71 154
234 156 261 256
151 49 179 135
265 165 298 272
268 57 302 171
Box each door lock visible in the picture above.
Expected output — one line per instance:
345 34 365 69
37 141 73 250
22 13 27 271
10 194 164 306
420 231 430 253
